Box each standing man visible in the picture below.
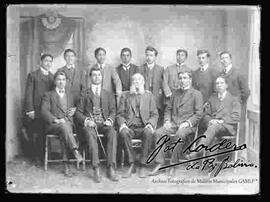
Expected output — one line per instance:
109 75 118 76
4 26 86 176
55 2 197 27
87 47 122 106
116 48 139 91
192 50 218 103
150 70 203 176
139 46 164 127
163 49 192 99
117 73 159 178
58 49 87 107
23 54 54 166
75 67 119 183
186 76 241 159
41 71 83 177
218 51 250 105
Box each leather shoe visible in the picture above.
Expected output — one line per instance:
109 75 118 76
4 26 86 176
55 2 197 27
93 167 101 183
139 166 147 178
108 166 119 182
73 149 83 163
64 164 72 177
149 163 162 176
122 163 135 178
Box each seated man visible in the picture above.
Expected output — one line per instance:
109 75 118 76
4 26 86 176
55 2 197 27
150 70 203 176
117 73 159 178
75 67 119 183
186 76 241 159
41 70 83 177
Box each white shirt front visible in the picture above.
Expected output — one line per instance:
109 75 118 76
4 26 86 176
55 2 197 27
91 84 101 96
122 63 131 71
56 87 65 98
177 62 185 67
66 64 75 69
218 90 227 101
97 63 106 69
40 66 49 75
224 64 232 74
147 63 155 70
200 63 209 71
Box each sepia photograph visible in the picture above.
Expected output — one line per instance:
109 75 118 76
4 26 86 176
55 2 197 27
6 4 260 194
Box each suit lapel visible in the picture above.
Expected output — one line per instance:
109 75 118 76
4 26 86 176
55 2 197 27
129 94 137 114
100 90 106 110
178 89 193 108
51 90 66 114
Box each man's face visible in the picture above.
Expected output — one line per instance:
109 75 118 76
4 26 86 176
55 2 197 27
198 53 209 67
55 74 66 89
146 50 156 64
176 51 187 64
41 56 53 71
220 53 232 67
64 52 76 65
95 50 106 64
121 51 132 65
91 70 102 85
179 73 191 89
132 75 144 89
215 77 228 93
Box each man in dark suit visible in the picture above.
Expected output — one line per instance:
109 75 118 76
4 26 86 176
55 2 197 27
150 70 203 176
192 50 218 103
58 49 87 107
86 47 122 106
163 49 192 98
41 71 83 177
138 46 165 127
116 48 139 91
186 76 241 159
117 73 159 178
75 67 119 183
23 54 54 166
218 51 250 104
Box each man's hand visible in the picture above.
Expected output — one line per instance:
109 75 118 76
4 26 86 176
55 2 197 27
86 120 96 128
163 120 172 130
208 119 221 127
145 123 154 134
179 121 190 129
119 123 129 132
104 120 112 127
53 118 66 124
68 107 76 117
26 111 35 120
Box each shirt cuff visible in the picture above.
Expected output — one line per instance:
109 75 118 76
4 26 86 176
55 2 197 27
107 118 113 125
26 111 34 115
84 117 91 127
186 120 192 128
166 92 172 97
119 123 128 132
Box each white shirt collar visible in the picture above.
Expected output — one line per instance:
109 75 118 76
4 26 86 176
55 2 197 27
55 87 65 97
122 63 131 71
218 90 227 101
181 85 191 91
200 63 209 71
40 66 49 75
177 62 185 67
91 84 101 95
147 63 155 70
224 64 232 73
97 63 106 69
66 64 75 69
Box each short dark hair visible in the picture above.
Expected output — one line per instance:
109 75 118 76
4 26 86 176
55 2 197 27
54 70 67 81
197 49 210 57
64 49 76 57
41 54 53 61
120 48 132 56
94 47 106 57
219 51 232 59
216 76 228 84
176 49 188 58
145 46 158 56
178 70 192 79
89 67 102 77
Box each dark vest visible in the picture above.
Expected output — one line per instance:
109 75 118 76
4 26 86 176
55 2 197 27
92 94 104 124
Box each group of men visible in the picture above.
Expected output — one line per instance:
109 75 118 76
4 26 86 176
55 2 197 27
23 46 250 183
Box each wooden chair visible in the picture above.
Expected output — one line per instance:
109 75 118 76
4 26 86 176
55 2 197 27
44 134 80 171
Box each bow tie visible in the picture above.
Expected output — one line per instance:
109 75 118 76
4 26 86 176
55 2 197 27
67 65 75 69
59 89 65 93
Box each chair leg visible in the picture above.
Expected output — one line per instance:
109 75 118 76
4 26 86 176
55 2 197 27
121 149 125 169
83 149 86 171
44 136 48 171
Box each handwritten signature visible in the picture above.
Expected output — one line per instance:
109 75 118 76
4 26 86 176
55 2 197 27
146 135 255 177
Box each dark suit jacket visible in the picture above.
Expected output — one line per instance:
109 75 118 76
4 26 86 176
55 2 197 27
75 88 116 127
57 65 87 106
163 64 192 97
117 90 159 129
116 64 139 91
86 64 122 96
203 91 241 135
40 89 75 129
165 87 203 129
192 67 218 103
24 68 54 117
219 67 250 104
138 63 164 110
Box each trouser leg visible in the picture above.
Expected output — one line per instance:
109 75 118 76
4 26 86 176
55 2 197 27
119 128 135 164
139 128 153 165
